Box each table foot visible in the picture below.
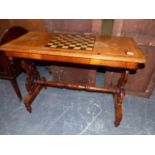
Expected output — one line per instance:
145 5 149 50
24 84 43 113
114 70 129 127
114 93 123 127
11 79 22 101
25 105 32 113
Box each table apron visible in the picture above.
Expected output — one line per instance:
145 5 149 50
4 51 138 70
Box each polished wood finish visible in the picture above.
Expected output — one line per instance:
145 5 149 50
0 31 145 127
0 20 102 87
0 32 145 68
114 70 129 127
21 60 46 112
34 80 117 93
0 26 28 100
24 84 42 113
104 19 155 97
10 79 23 100
43 20 101 85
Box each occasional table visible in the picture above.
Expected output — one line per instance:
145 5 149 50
0 31 145 127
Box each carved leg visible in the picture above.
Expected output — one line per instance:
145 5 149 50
114 70 129 127
11 79 22 100
21 60 46 113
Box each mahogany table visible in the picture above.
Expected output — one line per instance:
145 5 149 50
0 32 145 127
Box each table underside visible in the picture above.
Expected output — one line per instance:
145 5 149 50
21 59 129 127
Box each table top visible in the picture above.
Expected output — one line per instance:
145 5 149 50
0 31 145 69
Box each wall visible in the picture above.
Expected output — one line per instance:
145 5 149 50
0 19 103 40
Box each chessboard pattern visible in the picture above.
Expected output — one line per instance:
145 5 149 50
45 33 96 51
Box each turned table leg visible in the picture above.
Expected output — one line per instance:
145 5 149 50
114 70 129 127
21 60 46 113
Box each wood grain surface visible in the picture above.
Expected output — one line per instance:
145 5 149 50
0 31 145 69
